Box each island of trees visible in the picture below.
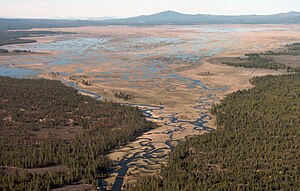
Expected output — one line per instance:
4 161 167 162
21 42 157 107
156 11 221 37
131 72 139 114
129 73 300 190
0 76 154 190
222 43 300 72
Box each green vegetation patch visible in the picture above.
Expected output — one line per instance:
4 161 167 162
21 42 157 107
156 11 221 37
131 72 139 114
286 43 300 51
222 43 300 71
0 30 72 46
222 53 287 70
114 91 135 101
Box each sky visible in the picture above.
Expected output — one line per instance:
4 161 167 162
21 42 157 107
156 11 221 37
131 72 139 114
0 0 299 19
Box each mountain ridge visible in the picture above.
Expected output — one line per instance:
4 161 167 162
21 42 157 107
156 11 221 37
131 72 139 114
133 10 300 17
0 10 300 30
106 10 300 24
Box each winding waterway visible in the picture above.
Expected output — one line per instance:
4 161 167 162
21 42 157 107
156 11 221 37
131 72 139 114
1 25 299 190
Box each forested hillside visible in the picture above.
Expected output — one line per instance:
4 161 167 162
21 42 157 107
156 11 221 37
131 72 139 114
129 73 300 190
0 77 153 190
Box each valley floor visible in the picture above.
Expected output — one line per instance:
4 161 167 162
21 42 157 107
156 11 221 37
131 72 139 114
0 25 299 190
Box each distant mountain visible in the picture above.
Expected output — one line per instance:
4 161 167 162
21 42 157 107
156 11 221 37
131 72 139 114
0 11 299 30
103 10 300 25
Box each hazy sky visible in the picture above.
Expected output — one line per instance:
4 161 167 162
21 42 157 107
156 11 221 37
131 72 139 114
1 0 299 19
